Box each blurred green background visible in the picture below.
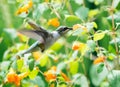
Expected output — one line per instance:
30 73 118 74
0 0 120 87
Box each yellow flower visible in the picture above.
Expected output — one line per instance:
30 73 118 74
73 24 88 32
48 18 60 27
16 0 33 15
18 72 29 80
45 0 49 2
32 51 41 60
28 0 33 8
34 85 39 87
73 24 82 30
93 56 105 64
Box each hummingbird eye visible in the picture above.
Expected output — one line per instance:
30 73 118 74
57 26 72 35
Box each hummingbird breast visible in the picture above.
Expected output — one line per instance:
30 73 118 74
44 31 60 49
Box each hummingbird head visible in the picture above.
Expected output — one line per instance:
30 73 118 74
57 26 72 35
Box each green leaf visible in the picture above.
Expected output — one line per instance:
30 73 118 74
92 22 98 29
33 3 48 20
94 0 104 5
75 6 89 20
49 39 63 51
74 0 83 5
4 29 17 39
108 53 116 60
28 59 35 71
113 0 120 8
29 68 38 79
11 60 17 70
90 64 108 86
100 82 109 87
97 63 104 73
17 59 24 71
88 9 99 18
3 82 16 87
0 71 5 84
40 54 49 67
79 43 88 56
57 62 67 72
107 12 120 23
85 22 94 31
57 84 67 87
93 32 105 41
7 0 16 4
72 28 84 36
32 76 45 87
57 76 65 82
110 37 120 44
108 70 120 87
65 15 82 27
16 0 23 2
0 61 10 71
73 74 89 87
87 40 96 52
21 66 29 73
70 61 79 75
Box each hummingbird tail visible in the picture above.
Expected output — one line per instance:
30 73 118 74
19 41 40 56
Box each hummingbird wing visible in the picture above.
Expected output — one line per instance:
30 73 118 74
18 29 45 43
27 21 48 33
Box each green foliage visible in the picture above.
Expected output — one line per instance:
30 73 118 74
0 0 120 87
65 15 82 27
97 63 104 73
108 70 120 87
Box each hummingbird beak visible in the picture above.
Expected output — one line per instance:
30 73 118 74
64 27 73 30
68 27 73 30
62 27 73 34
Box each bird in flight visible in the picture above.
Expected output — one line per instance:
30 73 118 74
18 20 72 55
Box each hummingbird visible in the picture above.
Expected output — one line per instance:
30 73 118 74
18 20 72 55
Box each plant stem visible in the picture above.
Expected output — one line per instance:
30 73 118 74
47 3 61 19
110 0 119 69
66 0 73 15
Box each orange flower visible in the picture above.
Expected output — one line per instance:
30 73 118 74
72 41 87 52
72 41 80 50
93 56 105 64
16 0 33 15
48 18 60 27
44 71 56 82
6 68 29 86
44 66 70 82
61 72 70 81
44 66 57 82
6 69 20 86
